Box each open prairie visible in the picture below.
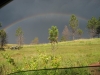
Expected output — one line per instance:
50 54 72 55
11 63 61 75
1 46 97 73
0 38 100 74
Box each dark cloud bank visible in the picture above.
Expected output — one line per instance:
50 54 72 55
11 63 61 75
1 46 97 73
0 0 100 44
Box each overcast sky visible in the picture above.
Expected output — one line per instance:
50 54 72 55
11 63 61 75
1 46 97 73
0 0 100 44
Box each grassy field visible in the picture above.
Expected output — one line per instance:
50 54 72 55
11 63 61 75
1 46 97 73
0 38 100 74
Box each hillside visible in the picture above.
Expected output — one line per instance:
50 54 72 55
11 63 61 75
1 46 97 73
0 38 100 74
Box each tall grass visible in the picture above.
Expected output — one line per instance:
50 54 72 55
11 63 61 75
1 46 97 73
0 38 100 74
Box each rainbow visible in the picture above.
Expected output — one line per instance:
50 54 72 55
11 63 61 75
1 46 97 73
4 13 88 30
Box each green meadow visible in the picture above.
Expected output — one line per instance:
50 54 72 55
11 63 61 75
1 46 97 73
0 38 100 75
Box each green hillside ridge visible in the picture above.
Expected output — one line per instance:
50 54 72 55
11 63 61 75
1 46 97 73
0 38 100 74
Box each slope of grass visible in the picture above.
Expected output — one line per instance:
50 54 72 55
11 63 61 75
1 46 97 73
0 38 100 74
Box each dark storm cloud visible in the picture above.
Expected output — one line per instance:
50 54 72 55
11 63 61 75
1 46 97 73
0 0 100 44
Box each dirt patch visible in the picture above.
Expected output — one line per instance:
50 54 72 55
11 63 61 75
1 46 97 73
11 53 21 57
89 62 100 75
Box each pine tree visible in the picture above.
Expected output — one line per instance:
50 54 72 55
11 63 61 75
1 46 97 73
96 17 100 38
69 14 78 40
0 22 2 27
77 28 83 39
48 26 59 51
0 23 7 49
87 17 98 38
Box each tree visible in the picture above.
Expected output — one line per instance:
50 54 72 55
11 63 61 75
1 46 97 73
60 36 66 42
77 28 83 39
48 26 59 43
0 23 7 49
96 17 100 38
69 14 78 40
0 30 7 48
16 27 24 47
48 26 59 50
0 22 2 27
0 22 1 36
31 37 39 44
87 17 98 38
62 25 70 41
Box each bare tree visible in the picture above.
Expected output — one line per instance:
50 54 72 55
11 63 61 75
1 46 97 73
62 25 70 41
16 27 24 47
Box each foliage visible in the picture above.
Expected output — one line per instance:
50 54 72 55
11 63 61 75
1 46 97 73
48 26 59 43
16 27 24 47
77 28 83 38
0 30 7 48
0 38 100 74
69 14 78 40
62 25 70 41
0 22 2 27
1 53 16 67
48 26 59 51
1 53 19 75
8 68 92 75
87 17 98 38
31 37 39 44
1 49 61 74
0 23 7 49
96 17 100 37
60 36 66 42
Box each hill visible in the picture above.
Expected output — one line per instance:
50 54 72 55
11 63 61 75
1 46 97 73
0 38 100 74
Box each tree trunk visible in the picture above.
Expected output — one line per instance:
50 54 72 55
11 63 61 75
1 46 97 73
19 36 21 47
1 40 3 48
98 34 100 38
72 33 74 40
79 35 81 39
